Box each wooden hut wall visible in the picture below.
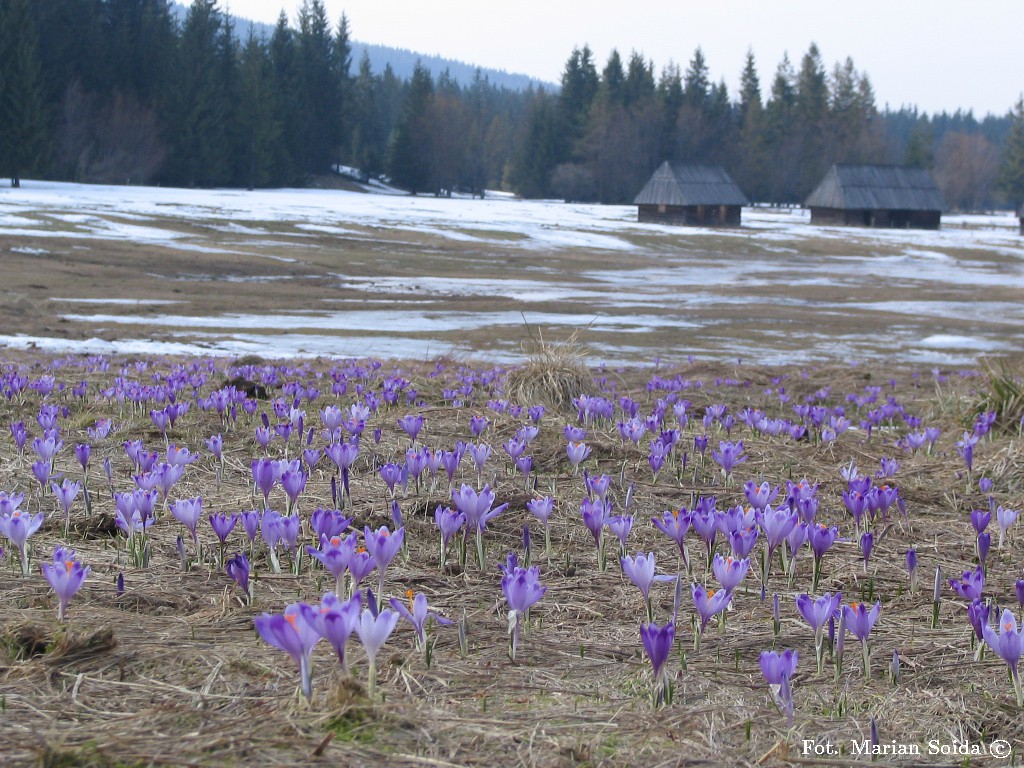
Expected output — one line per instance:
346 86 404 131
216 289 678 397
638 204 741 226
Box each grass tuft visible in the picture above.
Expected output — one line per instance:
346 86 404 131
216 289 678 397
973 359 1024 431
505 326 593 411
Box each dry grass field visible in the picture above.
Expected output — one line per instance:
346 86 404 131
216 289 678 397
0 349 1022 768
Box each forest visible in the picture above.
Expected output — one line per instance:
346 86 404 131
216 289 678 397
1 0 1023 210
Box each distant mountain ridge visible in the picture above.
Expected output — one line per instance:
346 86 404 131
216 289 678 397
170 2 553 92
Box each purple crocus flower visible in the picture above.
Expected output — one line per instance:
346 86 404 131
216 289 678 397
310 507 351 542
397 414 424 443
240 510 261 542
347 548 375 592
31 460 52 491
355 606 401 697
225 552 251 603
390 590 453 651
744 481 779 511
41 547 90 621
808 524 838 591
1016 579 1024 610
977 532 991 565
711 440 746 477
712 554 750 594
254 602 322 701
205 434 223 462
997 506 1019 548
209 511 238 545
906 548 918 591
967 598 990 642
692 583 730 638
451 484 507 532
0 509 46 575
170 497 203 544
501 554 547 661
758 505 797 566
971 508 991 534
527 496 555 526
565 440 591 471
452 483 507 569
621 552 675 621
307 533 356 591
759 649 798 723
280 469 307 513
433 506 465 568
728 526 758 559
949 566 985 601
860 531 874 569
606 514 634 550
251 458 276 507
311 591 362 669
653 508 691 567
956 432 979 473
843 600 881 677
364 525 404 594
74 443 91 474
796 592 842 672
580 497 608 547
640 620 676 706
690 507 718 564
51 479 82 531
378 462 404 496
983 608 1024 705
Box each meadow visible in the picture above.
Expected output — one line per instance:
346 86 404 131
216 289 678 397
0 349 1022 767
1 184 1023 767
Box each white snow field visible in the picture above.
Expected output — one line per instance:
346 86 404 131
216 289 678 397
0 180 1021 366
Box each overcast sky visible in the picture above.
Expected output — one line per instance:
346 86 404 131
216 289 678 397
224 0 1022 117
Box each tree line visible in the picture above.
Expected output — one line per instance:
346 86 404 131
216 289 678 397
1 0 1022 210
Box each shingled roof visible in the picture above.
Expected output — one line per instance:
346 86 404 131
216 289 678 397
804 164 945 211
633 162 749 207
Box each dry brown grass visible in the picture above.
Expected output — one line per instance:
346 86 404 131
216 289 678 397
0 354 1022 767
505 327 594 413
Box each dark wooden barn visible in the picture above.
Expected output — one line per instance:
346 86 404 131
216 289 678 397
804 164 945 230
633 162 749 226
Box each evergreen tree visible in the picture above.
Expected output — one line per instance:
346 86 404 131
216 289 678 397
333 12 354 165
764 53 800 202
682 48 710 109
0 0 49 187
388 62 434 193
509 90 560 198
296 0 341 174
903 124 934 168
996 98 1024 207
268 11 303 184
102 0 175 107
237 31 280 189
738 49 761 121
600 49 625 106
164 0 228 186
623 51 654 108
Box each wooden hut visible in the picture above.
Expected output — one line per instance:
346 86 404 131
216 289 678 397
804 164 945 229
633 162 749 226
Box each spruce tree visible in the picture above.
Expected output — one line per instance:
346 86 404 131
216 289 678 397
996 98 1024 207
164 0 228 186
237 32 280 189
388 62 434 194
296 0 341 175
0 0 49 187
